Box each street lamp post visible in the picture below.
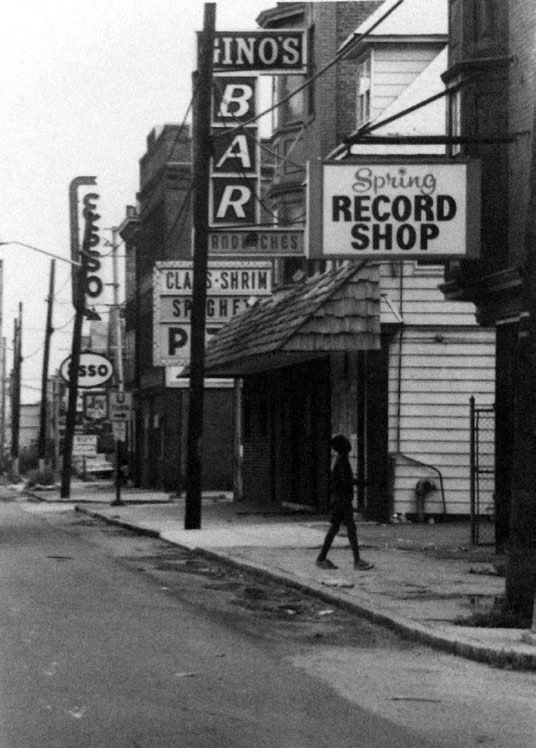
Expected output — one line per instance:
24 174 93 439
0 240 81 267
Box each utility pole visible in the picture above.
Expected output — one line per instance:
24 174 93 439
60 206 94 498
505 216 536 623
0 337 6 472
185 3 216 529
11 303 22 479
38 260 55 472
110 225 125 506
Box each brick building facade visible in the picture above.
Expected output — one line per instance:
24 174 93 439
119 125 234 491
441 0 536 551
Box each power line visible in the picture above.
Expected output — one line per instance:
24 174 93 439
139 98 194 225
213 0 406 139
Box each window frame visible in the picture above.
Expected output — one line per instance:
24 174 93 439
356 51 373 129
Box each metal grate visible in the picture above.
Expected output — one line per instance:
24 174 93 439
469 397 495 546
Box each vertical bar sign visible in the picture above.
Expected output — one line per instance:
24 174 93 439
210 75 259 227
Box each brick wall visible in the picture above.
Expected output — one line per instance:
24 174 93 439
508 0 536 263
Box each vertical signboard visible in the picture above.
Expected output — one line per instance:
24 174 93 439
208 30 306 256
210 76 259 227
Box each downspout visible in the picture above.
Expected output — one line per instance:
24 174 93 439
396 260 405 453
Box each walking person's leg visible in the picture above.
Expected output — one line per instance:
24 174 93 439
343 506 374 570
316 513 342 569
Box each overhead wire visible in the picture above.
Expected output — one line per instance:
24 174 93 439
139 97 194 226
212 0 406 139
133 2 407 250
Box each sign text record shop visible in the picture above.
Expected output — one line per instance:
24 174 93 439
153 261 272 366
307 159 481 259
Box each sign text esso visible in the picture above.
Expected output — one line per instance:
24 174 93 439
60 352 114 389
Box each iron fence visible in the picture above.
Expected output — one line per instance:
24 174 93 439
469 396 495 546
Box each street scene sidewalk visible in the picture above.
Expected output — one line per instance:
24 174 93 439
29 482 536 670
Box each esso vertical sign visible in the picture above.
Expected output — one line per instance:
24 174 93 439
60 352 114 389
81 192 104 300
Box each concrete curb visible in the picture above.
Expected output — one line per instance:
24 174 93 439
75 505 536 671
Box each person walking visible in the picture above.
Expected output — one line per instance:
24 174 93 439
316 434 374 571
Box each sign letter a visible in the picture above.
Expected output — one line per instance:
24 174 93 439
216 134 252 170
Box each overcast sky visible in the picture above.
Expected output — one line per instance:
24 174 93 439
0 0 274 401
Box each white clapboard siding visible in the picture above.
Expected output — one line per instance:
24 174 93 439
380 261 495 516
371 45 442 121
381 265 480 327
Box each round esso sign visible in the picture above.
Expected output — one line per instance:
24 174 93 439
60 352 114 389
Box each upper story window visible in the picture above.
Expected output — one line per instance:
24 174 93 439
273 75 305 129
356 54 372 128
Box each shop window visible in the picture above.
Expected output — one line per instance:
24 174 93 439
356 54 371 128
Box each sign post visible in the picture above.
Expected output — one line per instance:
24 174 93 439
110 391 131 506
60 195 96 499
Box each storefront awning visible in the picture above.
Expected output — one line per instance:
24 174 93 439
202 262 381 377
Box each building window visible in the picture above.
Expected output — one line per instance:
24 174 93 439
274 75 305 129
448 83 462 157
356 54 372 128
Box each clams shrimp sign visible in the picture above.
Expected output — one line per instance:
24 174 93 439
307 159 481 259
153 261 272 366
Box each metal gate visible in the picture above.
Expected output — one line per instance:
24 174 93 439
469 397 495 546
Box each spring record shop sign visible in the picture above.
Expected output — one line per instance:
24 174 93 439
306 159 481 259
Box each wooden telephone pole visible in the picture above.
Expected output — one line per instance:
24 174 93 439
38 260 55 472
10 303 22 479
185 3 216 529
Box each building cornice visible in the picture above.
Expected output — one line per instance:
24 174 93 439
443 55 512 83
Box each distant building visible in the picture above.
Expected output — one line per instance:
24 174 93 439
19 402 40 450
119 126 235 491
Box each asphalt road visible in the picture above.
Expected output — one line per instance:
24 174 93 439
2 496 535 748
0 498 435 748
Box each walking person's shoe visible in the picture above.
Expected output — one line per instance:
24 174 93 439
316 559 338 569
354 559 374 570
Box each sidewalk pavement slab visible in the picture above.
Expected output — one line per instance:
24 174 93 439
32 487 536 670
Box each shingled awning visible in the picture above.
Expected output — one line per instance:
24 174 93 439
202 261 381 377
